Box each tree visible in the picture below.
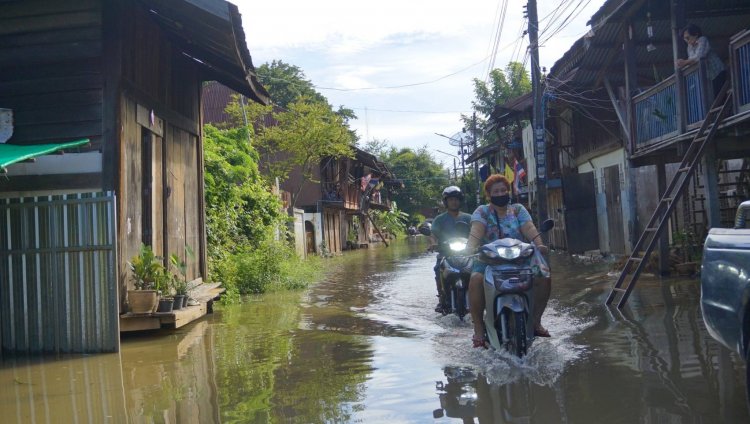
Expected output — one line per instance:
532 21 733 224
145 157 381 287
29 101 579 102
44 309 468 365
359 137 390 158
254 96 355 206
202 124 284 260
378 146 450 218
256 60 358 143
463 61 532 146
256 60 326 108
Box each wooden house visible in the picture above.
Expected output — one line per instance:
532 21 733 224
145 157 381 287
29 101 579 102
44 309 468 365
202 82 400 255
0 0 269 353
489 0 750 265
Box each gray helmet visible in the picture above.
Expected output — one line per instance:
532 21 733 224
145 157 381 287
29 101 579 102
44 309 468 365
442 186 464 206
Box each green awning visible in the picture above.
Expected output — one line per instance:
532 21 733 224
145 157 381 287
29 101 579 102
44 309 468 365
0 139 90 173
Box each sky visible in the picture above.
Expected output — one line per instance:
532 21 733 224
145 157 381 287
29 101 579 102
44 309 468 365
238 0 605 166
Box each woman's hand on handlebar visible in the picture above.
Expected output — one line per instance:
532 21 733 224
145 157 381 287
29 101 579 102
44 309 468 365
536 245 549 255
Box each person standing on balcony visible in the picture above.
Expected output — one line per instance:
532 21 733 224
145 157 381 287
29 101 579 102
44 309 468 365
676 24 727 97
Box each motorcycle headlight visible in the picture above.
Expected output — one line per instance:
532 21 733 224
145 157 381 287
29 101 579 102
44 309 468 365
496 245 523 260
449 241 467 252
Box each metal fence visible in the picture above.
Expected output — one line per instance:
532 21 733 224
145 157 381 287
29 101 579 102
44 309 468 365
0 192 118 354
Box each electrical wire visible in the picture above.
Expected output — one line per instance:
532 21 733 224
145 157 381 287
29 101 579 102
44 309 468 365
484 0 510 83
348 107 470 114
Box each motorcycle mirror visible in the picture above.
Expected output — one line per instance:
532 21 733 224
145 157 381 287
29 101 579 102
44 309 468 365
419 226 431 236
432 409 444 419
539 219 555 232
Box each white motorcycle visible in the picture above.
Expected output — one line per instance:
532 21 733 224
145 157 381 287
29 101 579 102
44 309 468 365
478 219 554 357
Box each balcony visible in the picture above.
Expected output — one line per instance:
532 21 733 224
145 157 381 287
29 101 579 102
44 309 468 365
632 29 750 153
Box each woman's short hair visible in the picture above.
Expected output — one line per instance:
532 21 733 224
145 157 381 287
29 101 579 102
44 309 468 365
683 24 702 38
483 174 511 196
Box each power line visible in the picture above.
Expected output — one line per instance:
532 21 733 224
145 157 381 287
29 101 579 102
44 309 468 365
349 107 470 114
484 0 510 83
314 55 492 91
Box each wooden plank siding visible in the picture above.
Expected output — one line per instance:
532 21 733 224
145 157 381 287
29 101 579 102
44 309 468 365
0 0 103 149
120 3 200 127
118 95 142 310
116 0 205 297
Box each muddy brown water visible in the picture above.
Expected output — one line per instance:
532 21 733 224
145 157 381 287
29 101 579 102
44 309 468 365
0 237 748 423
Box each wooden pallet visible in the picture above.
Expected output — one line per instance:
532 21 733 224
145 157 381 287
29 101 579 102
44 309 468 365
120 281 225 332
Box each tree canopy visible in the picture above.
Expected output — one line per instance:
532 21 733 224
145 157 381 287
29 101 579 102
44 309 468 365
463 61 531 146
365 144 450 218
227 60 359 206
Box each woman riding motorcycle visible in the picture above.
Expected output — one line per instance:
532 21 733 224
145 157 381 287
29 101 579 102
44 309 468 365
466 174 551 348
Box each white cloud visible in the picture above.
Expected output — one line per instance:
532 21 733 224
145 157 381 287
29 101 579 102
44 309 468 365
236 0 607 153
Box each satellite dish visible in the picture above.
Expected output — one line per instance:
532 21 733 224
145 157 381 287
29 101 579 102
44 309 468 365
446 131 473 148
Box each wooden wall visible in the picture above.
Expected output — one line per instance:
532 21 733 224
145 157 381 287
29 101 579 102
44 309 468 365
120 3 200 125
0 0 103 150
165 125 201 281
323 209 342 254
119 96 202 307
546 187 567 251
116 1 205 305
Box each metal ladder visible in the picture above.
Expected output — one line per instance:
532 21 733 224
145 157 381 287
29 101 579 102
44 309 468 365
606 83 732 308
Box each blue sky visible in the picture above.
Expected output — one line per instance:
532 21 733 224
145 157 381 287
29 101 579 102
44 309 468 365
238 0 604 166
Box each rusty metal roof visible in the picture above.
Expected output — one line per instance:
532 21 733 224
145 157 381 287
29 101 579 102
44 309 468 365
549 0 750 91
141 0 271 105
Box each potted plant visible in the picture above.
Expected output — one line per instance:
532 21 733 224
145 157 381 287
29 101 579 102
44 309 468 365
155 267 175 313
127 244 164 314
169 252 190 309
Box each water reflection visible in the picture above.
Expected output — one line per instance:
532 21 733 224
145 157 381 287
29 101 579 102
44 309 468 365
0 241 747 423
0 319 219 424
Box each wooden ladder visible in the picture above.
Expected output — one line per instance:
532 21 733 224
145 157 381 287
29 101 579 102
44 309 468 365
606 83 732 308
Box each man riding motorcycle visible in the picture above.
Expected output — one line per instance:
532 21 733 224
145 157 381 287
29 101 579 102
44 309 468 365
429 186 472 313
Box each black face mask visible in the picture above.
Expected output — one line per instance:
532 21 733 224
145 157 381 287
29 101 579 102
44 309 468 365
490 194 510 207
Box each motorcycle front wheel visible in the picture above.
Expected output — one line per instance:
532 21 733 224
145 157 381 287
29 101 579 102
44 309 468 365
454 287 467 320
501 310 527 358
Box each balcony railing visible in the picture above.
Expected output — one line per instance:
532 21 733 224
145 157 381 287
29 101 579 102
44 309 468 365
633 75 678 146
731 29 750 113
683 64 708 126
632 29 750 151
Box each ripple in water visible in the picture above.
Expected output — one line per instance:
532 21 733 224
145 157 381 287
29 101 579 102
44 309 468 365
432 300 594 386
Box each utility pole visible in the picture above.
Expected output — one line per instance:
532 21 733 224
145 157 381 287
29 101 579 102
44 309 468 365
527 0 548 235
471 113 481 205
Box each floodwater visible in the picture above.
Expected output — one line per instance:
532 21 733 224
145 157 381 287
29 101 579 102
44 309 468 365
1 238 748 423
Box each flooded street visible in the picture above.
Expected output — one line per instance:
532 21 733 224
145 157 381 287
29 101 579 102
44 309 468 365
1 238 749 423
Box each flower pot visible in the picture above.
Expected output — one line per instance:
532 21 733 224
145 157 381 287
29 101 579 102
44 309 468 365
182 295 189 308
128 290 158 314
173 294 186 310
156 297 174 313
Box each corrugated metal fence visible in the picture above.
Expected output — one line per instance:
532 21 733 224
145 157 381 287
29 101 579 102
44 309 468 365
0 192 119 354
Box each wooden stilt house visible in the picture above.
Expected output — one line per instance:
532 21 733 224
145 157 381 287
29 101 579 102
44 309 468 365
531 0 750 306
0 0 270 353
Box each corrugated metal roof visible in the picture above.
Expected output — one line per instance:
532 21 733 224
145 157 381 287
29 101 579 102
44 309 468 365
549 0 750 91
141 0 271 105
